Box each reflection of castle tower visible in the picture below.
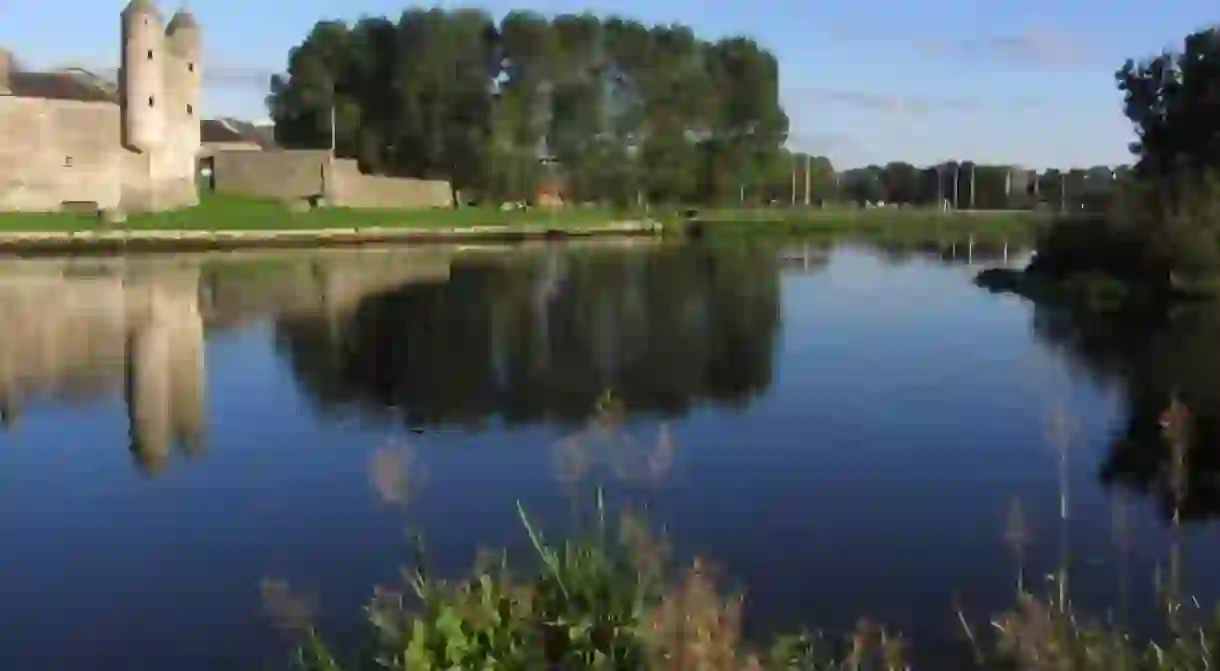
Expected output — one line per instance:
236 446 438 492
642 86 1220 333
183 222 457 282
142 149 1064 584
124 274 206 473
0 388 17 431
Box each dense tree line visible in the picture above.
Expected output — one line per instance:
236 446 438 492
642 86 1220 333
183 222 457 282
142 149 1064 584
719 155 1132 212
266 9 789 206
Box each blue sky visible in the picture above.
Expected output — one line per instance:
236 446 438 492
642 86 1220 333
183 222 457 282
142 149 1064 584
2 0 1214 169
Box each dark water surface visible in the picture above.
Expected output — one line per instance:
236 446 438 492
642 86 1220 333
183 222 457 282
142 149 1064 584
1 240 1218 669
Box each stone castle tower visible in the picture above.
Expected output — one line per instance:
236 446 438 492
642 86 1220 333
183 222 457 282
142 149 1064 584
117 0 201 211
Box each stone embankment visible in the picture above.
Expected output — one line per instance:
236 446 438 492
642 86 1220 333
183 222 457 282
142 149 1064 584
0 221 663 254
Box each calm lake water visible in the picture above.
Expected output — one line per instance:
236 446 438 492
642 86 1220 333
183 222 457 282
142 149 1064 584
1 239 1218 669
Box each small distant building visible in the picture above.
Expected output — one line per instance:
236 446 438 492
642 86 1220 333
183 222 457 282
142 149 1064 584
535 154 564 208
1004 165 1037 208
1005 165 1033 194
197 118 277 191
199 118 276 156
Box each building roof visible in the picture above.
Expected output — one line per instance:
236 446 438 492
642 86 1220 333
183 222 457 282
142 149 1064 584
122 0 161 18
166 11 199 32
201 118 277 147
3 70 118 103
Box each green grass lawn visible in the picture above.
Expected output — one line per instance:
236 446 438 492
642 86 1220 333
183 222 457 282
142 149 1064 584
681 206 1051 243
0 196 641 233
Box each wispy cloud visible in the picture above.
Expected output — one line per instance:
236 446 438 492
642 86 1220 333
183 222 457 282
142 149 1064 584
786 130 861 155
824 25 1094 69
912 29 1090 68
788 131 857 149
787 87 1044 116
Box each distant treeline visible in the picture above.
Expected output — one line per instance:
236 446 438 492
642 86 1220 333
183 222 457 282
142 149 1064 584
263 7 1197 218
792 158 1133 212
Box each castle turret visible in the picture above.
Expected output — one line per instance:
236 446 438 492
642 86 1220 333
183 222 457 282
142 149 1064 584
0 48 12 94
120 0 165 152
166 10 201 151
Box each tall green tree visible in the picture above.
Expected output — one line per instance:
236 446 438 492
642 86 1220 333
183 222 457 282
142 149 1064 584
266 8 792 206
267 21 352 151
548 14 609 202
841 166 884 205
1116 26 1220 187
881 162 921 205
488 11 554 202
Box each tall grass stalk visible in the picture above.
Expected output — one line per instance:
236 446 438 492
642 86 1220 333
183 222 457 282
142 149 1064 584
279 401 1220 670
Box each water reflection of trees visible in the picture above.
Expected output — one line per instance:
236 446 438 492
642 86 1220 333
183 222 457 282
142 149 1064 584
275 246 783 428
1031 302 1220 521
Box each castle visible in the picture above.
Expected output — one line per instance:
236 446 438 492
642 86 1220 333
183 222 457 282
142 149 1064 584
0 0 202 214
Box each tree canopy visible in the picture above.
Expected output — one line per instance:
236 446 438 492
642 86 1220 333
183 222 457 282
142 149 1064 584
1110 24 1220 279
1031 24 1220 286
1116 26 1220 186
266 9 790 206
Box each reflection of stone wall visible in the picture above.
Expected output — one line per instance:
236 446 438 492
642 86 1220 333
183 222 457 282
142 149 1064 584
0 277 127 410
0 269 205 471
0 248 458 470
199 248 453 329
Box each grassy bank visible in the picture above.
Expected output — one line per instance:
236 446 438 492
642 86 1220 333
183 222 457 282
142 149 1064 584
0 199 1048 236
677 207 1051 244
0 196 640 233
974 206 1220 311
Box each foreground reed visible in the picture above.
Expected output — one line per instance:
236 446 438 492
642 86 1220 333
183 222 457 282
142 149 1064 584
276 397 1220 670
277 499 1218 670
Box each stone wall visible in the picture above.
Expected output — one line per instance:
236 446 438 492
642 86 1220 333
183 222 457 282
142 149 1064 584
0 49 11 94
0 96 198 214
120 149 198 213
210 149 329 201
0 97 123 211
330 158 452 209
199 141 261 158
210 150 452 209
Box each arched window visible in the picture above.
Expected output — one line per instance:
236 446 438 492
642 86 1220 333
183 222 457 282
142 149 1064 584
148 96 155 107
